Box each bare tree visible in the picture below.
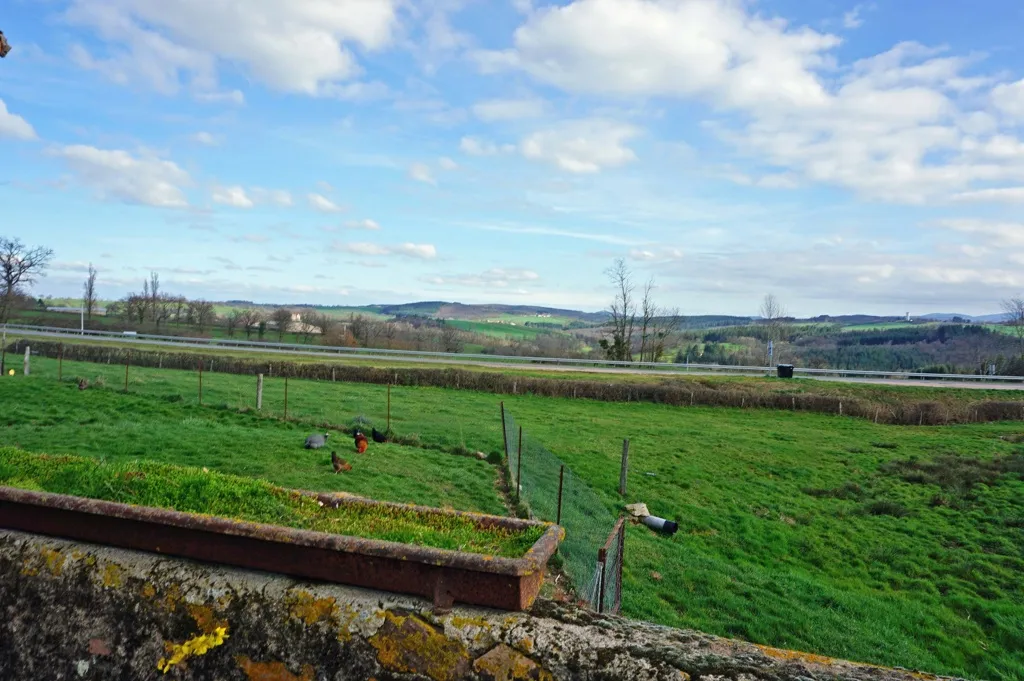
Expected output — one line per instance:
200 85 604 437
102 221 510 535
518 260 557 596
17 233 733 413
236 308 264 339
600 258 637 362
147 272 161 323
188 300 215 333
0 237 54 323
225 310 241 337
382 320 398 348
646 307 682 363
638 279 656 362
1002 296 1024 356
83 264 98 324
306 311 337 337
440 322 463 353
270 308 294 341
759 293 787 364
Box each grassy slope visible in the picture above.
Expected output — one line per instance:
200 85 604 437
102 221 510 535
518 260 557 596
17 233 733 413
0 373 504 516
0 448 540 557
447 319 546 339
4 358 1024 678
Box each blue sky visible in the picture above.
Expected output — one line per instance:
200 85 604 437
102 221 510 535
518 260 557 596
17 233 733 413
2 0 1024 316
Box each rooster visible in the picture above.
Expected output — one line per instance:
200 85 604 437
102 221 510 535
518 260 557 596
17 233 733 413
331 451 351 473
354 431 368 454
372 427 388 444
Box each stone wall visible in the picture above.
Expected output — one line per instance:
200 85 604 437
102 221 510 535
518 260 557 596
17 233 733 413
0 529 964 681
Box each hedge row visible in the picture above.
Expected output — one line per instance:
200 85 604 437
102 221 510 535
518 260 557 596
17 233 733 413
11 340 1024 426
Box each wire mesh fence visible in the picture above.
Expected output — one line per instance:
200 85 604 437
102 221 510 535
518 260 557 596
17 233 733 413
502 404 623 613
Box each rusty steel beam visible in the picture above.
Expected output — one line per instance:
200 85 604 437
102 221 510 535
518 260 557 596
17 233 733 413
0 485 564 612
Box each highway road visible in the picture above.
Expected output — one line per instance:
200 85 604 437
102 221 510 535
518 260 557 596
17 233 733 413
6 327 1024 391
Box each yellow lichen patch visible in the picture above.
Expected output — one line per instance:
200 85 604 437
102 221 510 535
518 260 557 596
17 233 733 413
188 604 228 635
287 591 338 627
40 547 66 575
156 626 229 674
335 606 360 643
517 637 534 654
755 644 841 666
235 656 315 681
473 643 552 681
368 612 471 681
101 563 124 588
158 584 183 613
679 673 691 681
140 583 157 599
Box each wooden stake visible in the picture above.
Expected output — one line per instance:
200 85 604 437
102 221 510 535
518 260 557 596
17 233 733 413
23 346 30 376
284 376 289 419
256 374 264 411
619 438 630 496
387 384 392 431
124 351 131 392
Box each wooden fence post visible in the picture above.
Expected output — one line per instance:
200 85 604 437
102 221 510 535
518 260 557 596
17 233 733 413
284 376 289 419
597 547 608 613
124 351 131 392
256 374 264 411
387 384 392 431
23 346 30 376
619 438 630 496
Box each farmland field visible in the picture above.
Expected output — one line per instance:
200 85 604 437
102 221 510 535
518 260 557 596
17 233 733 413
447 319 547 339
2 357 1023 679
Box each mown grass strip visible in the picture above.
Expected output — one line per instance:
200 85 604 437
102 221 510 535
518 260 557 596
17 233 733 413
0 447 544 558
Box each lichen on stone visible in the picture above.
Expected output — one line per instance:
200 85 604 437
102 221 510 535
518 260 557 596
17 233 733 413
369 611 471 681
156 625 229 674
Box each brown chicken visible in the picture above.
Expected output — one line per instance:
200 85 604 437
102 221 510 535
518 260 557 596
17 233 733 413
331 451 351 473
354 432 368 454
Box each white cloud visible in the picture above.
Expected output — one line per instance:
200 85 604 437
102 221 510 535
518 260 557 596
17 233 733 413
211 184 253 208
409 162 436 184
52 145 192 207
332 241 437 259
438 156 459 171
194 89 245 105
189 131 220 146
475 0 838 109
344 218 381 230
459 136 515 156
520 119 639 173
0 99 37 140
951 187 1024 203
629 247 684 263
992 79 1024 121
843 5 865 29
64 0 399 96
481 1 1024 203
307 192 344 213
423 268 541 289
472 97 546 121
250 187 293 207
934 219 1024 248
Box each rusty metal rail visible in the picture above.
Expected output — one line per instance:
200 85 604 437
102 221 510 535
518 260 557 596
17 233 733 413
0 485 563 611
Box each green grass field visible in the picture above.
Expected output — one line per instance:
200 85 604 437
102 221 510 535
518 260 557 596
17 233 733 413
447 319 547 340
840 322 932 331
2 357 1022 679
0 448 540 557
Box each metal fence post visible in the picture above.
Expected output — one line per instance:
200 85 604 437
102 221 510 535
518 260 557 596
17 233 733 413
619 438 630 496
500 402 509 461
556 465 565 526
616 519 625 614
515 425 523 505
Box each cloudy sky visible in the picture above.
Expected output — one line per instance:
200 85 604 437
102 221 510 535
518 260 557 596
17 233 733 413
2 0 1024 316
